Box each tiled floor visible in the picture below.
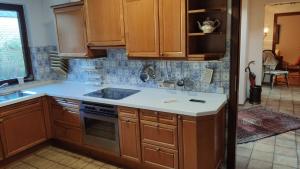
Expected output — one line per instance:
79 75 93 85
4 146 123 169
236 85 300 169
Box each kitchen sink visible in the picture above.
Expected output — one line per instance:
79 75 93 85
0 91 32 103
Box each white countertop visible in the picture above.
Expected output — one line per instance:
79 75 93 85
0 81 227 116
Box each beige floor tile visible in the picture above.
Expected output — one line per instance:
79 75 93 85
82 163 102 169
275 146 297 157
273 154 298 168
237 147 252 158
250 150 273 163
22 155 56 169
275 138 296 148
247 159 272 169
272 164 297 169
4 162 24 169
10 163 36 169
236 155 249 169
253 143 274 153
67 159 90 169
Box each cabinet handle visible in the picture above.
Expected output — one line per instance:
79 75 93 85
0 118 4 123
155 123 159 127
126 119 130 123
178 115 181 120
156 148 160 151
160 53 163 56
153 112 158 115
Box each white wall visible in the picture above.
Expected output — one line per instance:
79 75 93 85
0 0 50 47
238 0 250 104
238 0 300 104
264 3 300 50
41 0 70 46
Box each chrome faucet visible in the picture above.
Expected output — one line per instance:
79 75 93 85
0 83 9 89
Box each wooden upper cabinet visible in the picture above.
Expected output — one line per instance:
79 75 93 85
54 2 88 57
123 0 160 57
85 0 126 47
159 0 185 58
53 2 105 57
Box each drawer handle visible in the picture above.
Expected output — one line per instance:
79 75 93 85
126 119 130 123
156 148 160 151
0 118 4 123
155 123 159 127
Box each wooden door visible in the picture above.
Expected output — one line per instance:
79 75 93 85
85 0 125 47
119 117 141 162
54 3 88 57
123 0 160 57
0 103 47 158
142 143 178 169
159 0 186 58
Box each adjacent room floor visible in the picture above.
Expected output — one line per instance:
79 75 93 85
3 146 123 169
236 85 300 169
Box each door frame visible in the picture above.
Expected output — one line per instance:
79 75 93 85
272 12 300 52
227 0 241 168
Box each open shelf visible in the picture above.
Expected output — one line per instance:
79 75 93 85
187 0 227 61
188 32 225 36
188 53 224 61
188 8 226 14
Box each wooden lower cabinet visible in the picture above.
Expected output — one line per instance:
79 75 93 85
142 143 178 169
140 120 177 150
53 122 82 145
119 117 141 162
118 107 141 162
0 98 47 158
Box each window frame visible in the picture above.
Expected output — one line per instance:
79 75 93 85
0 3 33 85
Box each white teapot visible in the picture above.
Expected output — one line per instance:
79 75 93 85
197 17 221 33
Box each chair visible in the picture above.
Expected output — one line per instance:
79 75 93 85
262 50 289 88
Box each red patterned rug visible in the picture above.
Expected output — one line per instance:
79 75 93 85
237 106 300 144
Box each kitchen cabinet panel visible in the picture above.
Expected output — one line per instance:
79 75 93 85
119 117 141 162
54 121 82 145
0 99 47 158
123 0 160 57
140 120 178 150
159 0 186 58
118 107 141 162
53 2 106 57
142 143 178 169
85 0 125 47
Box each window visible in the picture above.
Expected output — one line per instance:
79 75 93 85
0 3 32 85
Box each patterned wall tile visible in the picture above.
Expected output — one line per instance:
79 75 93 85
30 46 230 95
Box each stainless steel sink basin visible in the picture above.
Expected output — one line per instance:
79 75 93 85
0 91 32 103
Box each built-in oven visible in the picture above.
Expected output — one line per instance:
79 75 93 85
80 101 120 155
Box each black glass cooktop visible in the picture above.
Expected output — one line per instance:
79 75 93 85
84 88 140 100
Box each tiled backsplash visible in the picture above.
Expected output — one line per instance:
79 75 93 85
30 46 230 94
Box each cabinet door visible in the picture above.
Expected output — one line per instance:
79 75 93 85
123 0 160 57
85 0 125 47
142 143 178 169
159 0 186 58
54 4 88 57
119 117 141 162
0 103 47 158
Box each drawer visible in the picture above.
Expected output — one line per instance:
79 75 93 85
53 104 81 127
140 120 178 150
118 107 138 119
140 109 158 122
142 143 178 169
54 122 82 145
140 110 177 125
158 112 177 126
